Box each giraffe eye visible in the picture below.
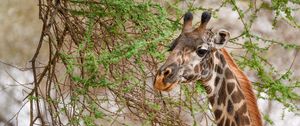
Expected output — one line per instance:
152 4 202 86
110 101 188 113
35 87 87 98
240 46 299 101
196 48 208 57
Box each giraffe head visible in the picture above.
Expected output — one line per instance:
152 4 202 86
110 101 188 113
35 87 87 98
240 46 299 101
154 12 230 91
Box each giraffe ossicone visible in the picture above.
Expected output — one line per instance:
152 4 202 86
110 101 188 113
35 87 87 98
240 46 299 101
154 12 262 126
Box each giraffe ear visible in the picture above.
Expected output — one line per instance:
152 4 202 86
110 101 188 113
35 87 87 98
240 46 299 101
213 29 230 49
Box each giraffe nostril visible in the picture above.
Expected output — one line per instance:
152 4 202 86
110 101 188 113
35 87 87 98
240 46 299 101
219 32 227 38
163 69 171 76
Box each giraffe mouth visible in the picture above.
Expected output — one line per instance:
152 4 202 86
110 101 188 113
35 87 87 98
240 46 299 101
180 74 194 83
181 75 189 83
161 81 179 91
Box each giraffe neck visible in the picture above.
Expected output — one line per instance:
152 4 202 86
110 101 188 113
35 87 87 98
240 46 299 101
221 48 262 126
204 51 251 126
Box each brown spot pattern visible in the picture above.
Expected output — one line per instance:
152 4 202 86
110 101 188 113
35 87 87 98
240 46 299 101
231 90 243 103
237 103 247 114
234 103 250 125
227 82 235 95
214 76 220 86
215 64 223 74
218 117 225 126
234 114 250 126
219 54 226 67
194 64 200 73
215 51 220 59
217 79 227 105
225 68 234 79
209 95 215 105
231 89 244 103
231 122 236 126
214 109 222 120
244 117 250 125
227 100 234 115
234 114 241 125
207 56 213 67
225 118 230 126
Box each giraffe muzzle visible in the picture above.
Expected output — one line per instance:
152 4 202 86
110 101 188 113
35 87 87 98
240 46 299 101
154 64 182 91
153 74 179 91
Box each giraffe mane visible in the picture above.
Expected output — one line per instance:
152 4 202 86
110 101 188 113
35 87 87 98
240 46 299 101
221 48 262 126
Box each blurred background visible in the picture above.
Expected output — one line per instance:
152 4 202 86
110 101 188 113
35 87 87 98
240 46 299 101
0 0 300 126
0 0 42 125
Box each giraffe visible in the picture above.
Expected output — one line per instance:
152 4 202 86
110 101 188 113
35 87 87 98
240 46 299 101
153 12 262 126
